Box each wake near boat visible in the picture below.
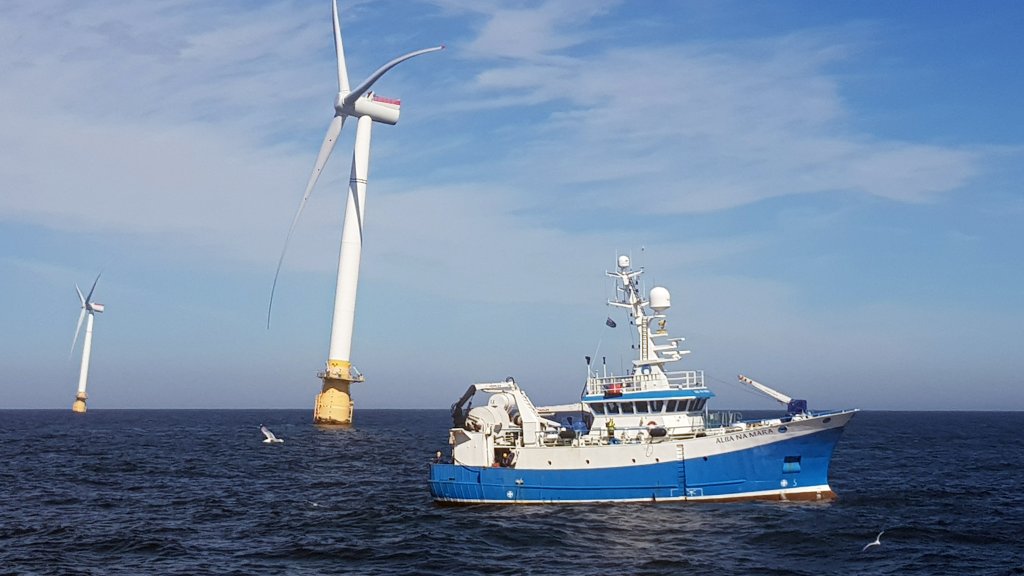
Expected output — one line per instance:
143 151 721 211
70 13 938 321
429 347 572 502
428 255 856 504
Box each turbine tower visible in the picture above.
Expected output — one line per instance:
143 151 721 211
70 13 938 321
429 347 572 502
269 0 442 425
71 274 105 413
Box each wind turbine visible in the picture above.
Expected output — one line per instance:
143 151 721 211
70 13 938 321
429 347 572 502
71 273 105 413
268 1 443 425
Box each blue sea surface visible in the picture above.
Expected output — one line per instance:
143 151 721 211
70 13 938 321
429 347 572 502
1 409 1022 575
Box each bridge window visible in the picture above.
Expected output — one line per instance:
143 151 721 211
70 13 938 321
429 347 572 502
650 400 664 413
592 403 605 415
606 402 620 415
621 402 635 414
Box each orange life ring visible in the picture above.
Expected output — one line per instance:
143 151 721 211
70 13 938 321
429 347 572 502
647 421 657 427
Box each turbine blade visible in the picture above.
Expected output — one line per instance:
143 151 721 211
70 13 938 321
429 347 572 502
268 114 346 329
85 272 102 304
76 283 85 307
333 0 350 93
344 45 444 106
70 308 86 359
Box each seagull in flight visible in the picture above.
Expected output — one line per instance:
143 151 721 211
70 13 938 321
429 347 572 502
862 530 884 552
260 424 284 444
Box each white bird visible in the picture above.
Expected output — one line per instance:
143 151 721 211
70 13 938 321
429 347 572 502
862 530 884 551
260 425 284 444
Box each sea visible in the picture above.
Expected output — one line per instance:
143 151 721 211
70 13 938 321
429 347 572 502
1 409 1022 576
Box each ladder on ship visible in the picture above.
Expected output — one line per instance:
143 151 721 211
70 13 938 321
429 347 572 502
640 317 650 360
676 444 687 499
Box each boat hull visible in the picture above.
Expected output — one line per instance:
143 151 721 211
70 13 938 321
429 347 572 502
429 410 854 504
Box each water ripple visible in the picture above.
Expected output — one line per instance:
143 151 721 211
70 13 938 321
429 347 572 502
1 409 1022 575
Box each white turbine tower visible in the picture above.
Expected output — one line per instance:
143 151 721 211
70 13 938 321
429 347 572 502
71 273 105 413
268 0 443 425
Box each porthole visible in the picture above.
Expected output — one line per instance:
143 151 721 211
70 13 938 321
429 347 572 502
778 426 788 433
822 417 832 424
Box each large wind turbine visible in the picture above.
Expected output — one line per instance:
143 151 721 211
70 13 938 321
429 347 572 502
268 1 442 425
71 273 105 413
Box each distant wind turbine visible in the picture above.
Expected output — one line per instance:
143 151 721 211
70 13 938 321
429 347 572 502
267 0 442 425
70 273 105 413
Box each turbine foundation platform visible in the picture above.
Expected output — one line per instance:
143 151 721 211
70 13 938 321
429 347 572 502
313 360 363 425
72 392 88 413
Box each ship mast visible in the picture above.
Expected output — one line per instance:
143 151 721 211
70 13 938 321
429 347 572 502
607 255 688 373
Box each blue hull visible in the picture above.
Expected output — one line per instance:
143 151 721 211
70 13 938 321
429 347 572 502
429 425 847 504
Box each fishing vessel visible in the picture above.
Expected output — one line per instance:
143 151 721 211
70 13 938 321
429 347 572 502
428 255 856 504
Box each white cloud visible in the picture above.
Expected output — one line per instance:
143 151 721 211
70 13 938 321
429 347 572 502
440 0 620 61
1 0 982 262
448 37 978 214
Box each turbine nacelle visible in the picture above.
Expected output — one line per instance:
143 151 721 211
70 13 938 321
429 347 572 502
89 303 105 313
330 41 445 125
335 92 402 125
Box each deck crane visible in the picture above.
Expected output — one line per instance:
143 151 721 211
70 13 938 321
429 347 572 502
738 374 808 416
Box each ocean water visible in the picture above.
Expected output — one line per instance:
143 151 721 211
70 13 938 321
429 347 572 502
1 409 1022 575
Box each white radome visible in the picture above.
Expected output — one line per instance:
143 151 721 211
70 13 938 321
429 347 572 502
649 286 671 311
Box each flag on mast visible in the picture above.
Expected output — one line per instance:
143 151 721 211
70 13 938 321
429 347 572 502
605 317 617 328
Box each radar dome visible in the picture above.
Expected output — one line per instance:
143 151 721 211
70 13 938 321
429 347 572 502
617 255 631 269
649 286 671 311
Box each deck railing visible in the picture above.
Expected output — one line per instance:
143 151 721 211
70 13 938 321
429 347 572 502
586 370 704 397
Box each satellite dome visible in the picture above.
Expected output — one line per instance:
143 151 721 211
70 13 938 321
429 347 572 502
617 255 631 269
649 286 671 311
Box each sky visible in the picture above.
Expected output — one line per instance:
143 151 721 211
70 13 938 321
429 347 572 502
1 0 1022 412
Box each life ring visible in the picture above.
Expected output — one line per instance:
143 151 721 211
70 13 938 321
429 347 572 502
647 421 657 427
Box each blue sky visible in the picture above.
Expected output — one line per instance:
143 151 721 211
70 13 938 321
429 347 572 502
2 0 1021 411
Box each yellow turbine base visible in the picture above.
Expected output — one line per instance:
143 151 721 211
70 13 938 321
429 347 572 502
313 380 354 425
72 392 87 413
